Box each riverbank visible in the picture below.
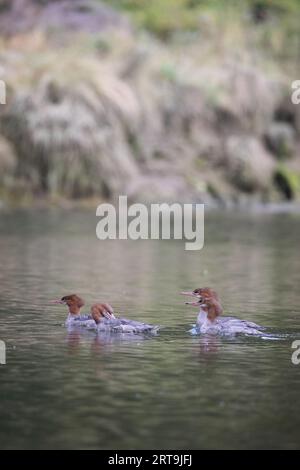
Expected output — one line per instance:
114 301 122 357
1 193 300 217
0 0 300 208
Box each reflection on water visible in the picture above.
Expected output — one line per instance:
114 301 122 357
0 208 300 449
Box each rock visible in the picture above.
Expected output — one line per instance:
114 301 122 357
225 136 275 193
265 122 296 159
194 61 282 135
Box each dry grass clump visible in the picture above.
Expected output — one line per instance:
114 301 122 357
1 50 140 198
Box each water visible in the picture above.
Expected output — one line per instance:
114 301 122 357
0 208 300 449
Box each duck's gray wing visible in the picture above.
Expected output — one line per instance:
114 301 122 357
118 318 160 333
95 317 159 334
221 316 263 329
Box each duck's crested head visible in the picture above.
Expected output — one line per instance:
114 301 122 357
61 294 85 309
192 287 219 301
181 287 223 321
181 287 219 302
51 294 85 315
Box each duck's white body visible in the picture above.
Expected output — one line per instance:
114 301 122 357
65 313 96 329
66 313 159 334
191 308 264 336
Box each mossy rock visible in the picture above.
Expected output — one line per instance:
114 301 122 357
274 165 300 200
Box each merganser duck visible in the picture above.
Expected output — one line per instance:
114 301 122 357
181 287 265 336
51 294 159 334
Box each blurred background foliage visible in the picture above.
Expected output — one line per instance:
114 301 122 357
0 0 300 207
103 0 300 68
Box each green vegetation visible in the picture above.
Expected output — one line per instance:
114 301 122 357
102 0 300 70
275 164 300 199
101 0 300 83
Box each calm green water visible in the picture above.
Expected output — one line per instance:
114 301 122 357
0 208 300 449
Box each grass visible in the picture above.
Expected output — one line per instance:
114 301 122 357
102 0 300 72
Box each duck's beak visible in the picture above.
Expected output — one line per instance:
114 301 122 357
180 291 196 297
180 291 199 306
184 300 199 307
50 299 65 305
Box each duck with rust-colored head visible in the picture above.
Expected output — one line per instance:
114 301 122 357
51 294 97 328
51 294 160 334
181 287 264 336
